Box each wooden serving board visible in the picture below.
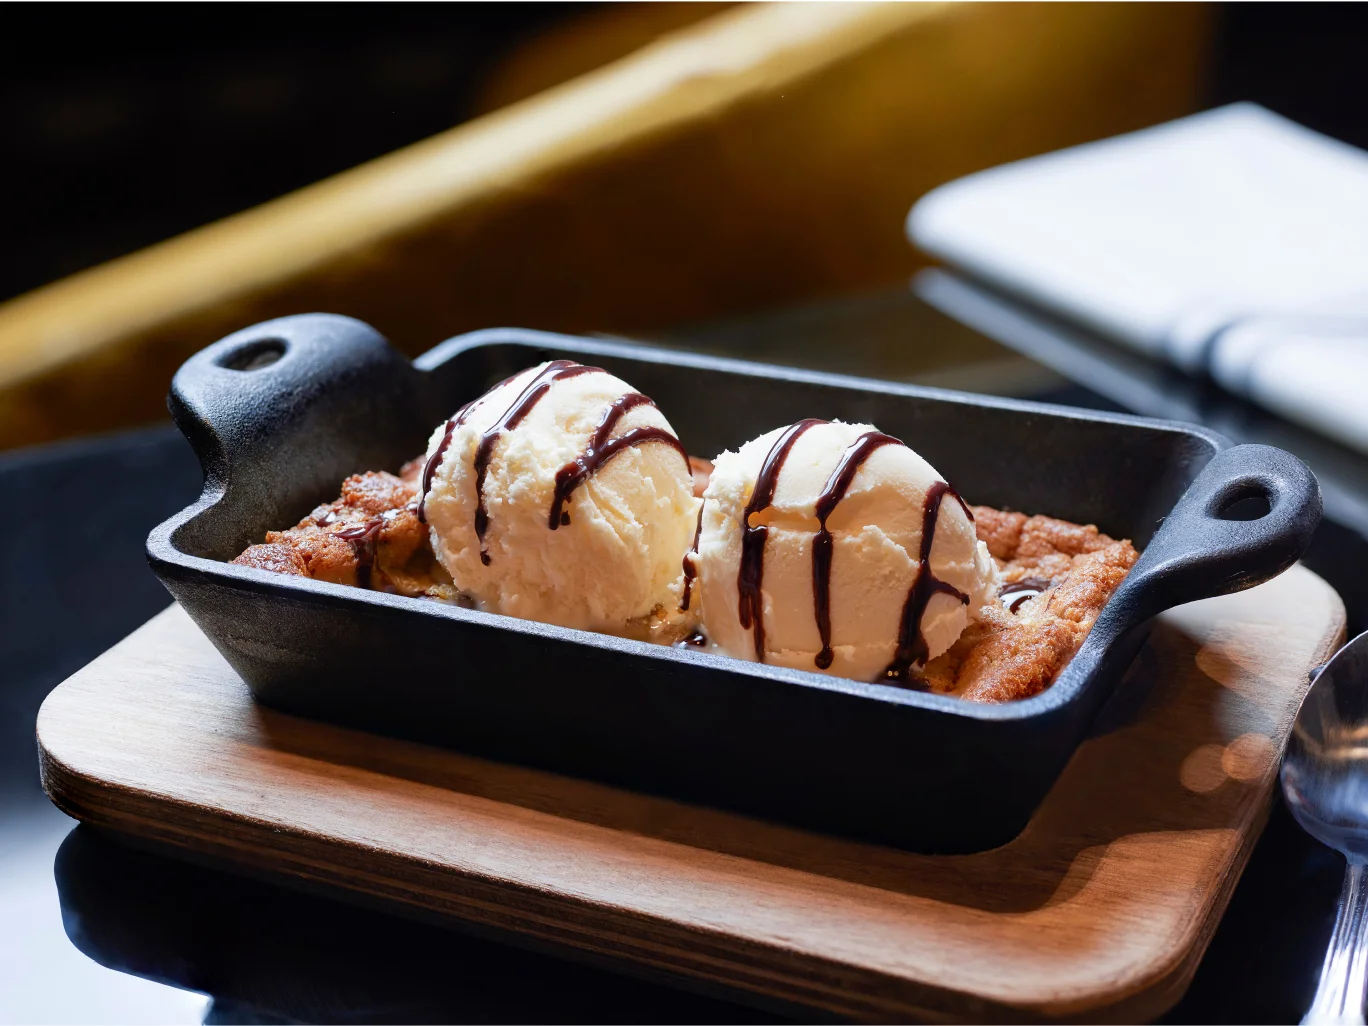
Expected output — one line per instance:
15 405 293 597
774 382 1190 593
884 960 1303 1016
39 565 1343 1023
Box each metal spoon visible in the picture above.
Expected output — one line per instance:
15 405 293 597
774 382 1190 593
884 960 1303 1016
1283 630 1368 1025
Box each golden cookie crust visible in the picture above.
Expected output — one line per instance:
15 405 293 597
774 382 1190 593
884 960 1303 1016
230 470 453 598
930 508 1139 703
232 478 1137 703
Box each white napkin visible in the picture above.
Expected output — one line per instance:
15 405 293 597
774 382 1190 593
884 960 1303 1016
907 103 1368 454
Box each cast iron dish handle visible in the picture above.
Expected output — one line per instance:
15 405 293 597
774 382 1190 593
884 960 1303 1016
1108 443 1321 626
168 314 424 492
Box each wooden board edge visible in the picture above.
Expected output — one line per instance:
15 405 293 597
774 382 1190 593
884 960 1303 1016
1052 605 1347 1024
40 742 990 1023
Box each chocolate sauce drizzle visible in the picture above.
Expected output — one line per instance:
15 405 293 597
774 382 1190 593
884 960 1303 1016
470 361 602 565
811 431 901 669
548 392 689 530
679 501 704 612
882 480 970 686
416 400 473 525
732 421 972 678
416 370 532 525
336 518 383 589
737 419 824 662
417 361 694 568
1001 576 1050 614
950 490 974 523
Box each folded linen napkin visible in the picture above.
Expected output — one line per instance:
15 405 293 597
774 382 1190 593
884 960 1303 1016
908 103 1368 455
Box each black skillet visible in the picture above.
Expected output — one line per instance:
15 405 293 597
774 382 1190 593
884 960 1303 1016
148 314 1321 852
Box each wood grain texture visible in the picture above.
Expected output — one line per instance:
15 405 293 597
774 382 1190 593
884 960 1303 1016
0 2 1211 450
37 563 1338 1023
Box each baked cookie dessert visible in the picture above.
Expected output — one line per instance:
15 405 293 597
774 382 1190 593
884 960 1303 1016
234 460 454 599
922 508 1137 702
233 362 1138 703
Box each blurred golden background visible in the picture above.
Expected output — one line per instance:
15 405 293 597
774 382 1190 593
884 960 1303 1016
0 2 1213 450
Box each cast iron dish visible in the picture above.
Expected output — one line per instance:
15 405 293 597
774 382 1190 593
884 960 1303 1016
149 314 1321 852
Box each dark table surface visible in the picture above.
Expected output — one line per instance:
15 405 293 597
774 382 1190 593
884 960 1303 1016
2 289 1365 1023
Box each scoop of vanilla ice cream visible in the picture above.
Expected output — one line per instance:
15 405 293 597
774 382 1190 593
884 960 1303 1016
421 362 700 633
694 420 998 680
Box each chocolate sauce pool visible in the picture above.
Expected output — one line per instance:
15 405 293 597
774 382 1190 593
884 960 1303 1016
1001 576 1051 614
